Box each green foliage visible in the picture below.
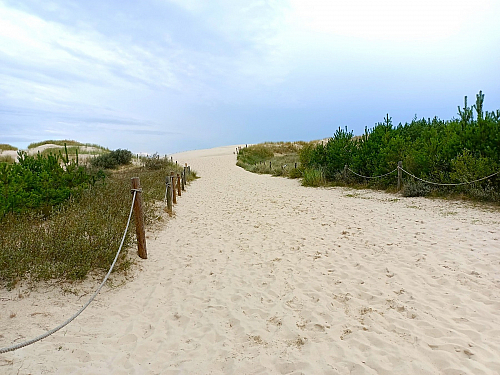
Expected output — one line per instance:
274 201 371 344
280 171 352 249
302 168 325 187
0 144 18 151
0 150 102 217
299 92 500 201
90 149 132 169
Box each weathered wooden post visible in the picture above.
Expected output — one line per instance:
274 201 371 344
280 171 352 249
166 177 172 213
131 177 147 259
343 164 348 180
177 173 181 196
397 161 402 191
182 167 186 191
171 171 177 204
188 166 191 175
295 162 297 169
269 161 272 169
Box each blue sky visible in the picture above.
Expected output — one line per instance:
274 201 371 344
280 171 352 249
1 0 499 154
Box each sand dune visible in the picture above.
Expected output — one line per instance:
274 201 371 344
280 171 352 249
1 144 500 374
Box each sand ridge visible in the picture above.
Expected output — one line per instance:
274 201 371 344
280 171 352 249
1 144 500 374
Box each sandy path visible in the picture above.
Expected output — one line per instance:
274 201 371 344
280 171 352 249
1 145 500 374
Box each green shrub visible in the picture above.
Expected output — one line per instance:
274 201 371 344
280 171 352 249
90 149 132 169
0 151 101 216
401 180 431 197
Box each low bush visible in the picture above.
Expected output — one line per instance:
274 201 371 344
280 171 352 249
0 150 101 217
90 149 132 169
401 180 432 197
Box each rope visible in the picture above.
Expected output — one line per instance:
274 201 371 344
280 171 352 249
400 167 500 186
0 191 137 354
347 167 398 179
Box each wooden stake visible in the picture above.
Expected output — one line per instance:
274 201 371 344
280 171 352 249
177 173 181 196
171 171 177 204
397 161 402 191
182 167 186 191
131 177 147 259
166 177 172 213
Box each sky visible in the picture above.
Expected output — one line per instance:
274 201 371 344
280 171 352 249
1 0 499 154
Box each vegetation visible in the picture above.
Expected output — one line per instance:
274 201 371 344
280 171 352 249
27 140 108 150
236 142 304 178
299 91 499 201
0 155 15 164
0 147 102 217
0 144 18 151
90 149 133 169
0 146 196 289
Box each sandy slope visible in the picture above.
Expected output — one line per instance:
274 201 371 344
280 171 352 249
1 145 500 374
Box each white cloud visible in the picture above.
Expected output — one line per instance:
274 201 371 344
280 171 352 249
288 0 492 41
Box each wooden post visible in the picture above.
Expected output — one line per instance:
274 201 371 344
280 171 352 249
177 173 181 196
343 164 348 180
188 166 191 175
182 167 186 190
397 161 402 191
171 171 177 204
166 177 172 213
131 177 147 259
295 162 297 169
269 161 272 169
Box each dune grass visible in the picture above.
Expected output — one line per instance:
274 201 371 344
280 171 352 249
0 144 18 151
0 158 196 290
236 142 305 179
28 140 110 151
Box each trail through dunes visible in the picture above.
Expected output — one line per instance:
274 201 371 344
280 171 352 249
1 145 500 374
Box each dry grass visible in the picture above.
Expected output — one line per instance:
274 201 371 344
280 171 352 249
0 161 197 290
0 144 18 151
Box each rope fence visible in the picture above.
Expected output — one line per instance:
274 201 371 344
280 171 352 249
346 161 499 190
399 167 500 187
0 163 192 354
346 167 398 179
0 191 137 354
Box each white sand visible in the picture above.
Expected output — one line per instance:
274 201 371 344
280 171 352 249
1 145 500 374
